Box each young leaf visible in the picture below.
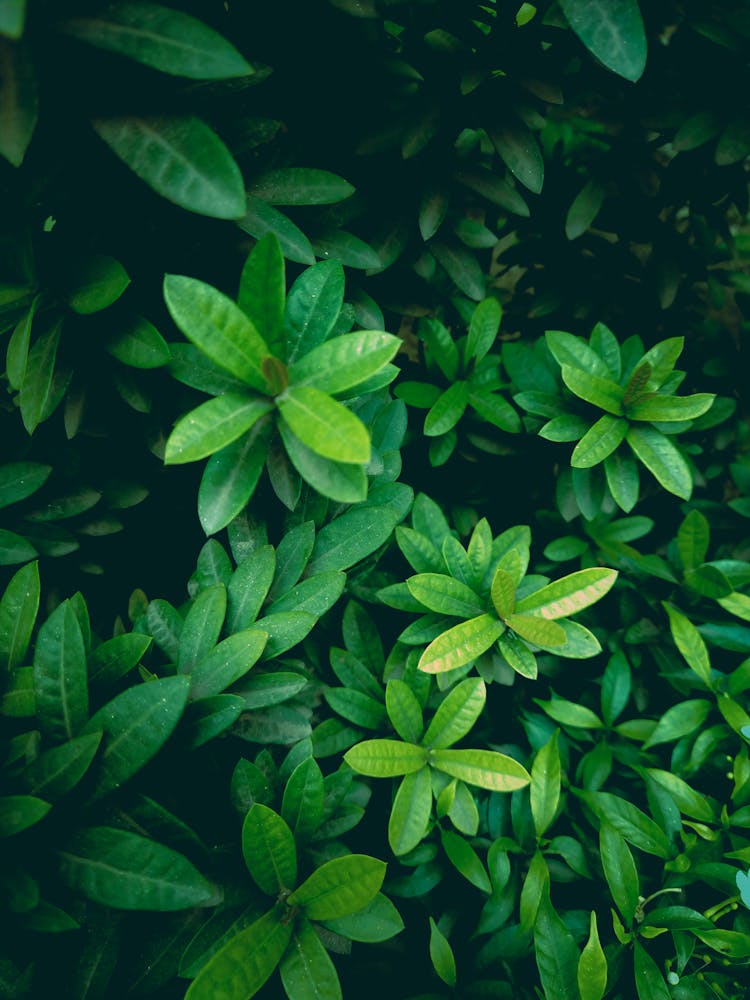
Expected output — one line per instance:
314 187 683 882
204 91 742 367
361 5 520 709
185 909 292 1000
422 678 486 749
287 854 386 919
571 415 628 468
530 731 561 839
429 918 457 987
288 331 400 395
424 381 470 437
163 275 269 389
406 574 485 618
515 568 617 620
418 614 506 674
278 387 370 464
626 425 692 500
82 676 190 798
33 600 87 742
559 0 647 82
198 417 273 535
578 911 607 1000
93 116 245 220
430 748 530 791
441 829 491 893
284 260 344 363
0 560 39 672
279 423 368 504
242 803 297 895
59 3 253 79
279 917 342 1000
388 767 432 855
238 196 316 266
344 739 427 777
58 826 215 910
386 680 424 744
604 449 640 512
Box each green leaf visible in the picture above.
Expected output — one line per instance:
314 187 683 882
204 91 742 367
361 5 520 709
227 545 275 633
238 234 285 356
82 676 190 798
546 330 610 377
600 824 638 924
489 123 544 194
633 941 671 1000
430 240 486 301
58 826 214 910
429 918 457 987
388 766 432 855
33 600 87 742
307 506 399 574
530 731 561 839
289 331 399 395
578 911 607 1000
566 180 606 240
186 909 291 1000
278 386 369 464
505 614 567 648
325 687 386 729
178 584 226 673
561 365 625 415
515 568 617 619
254 610 316 659
0 1 26 41
604 449 640 512
249 168 354 206
0 38 37 166
21 731 101 801
165 394 273 465
677 509 710 571
198 417 273 535
279 917 342 1000
539 414 591 442
59 3 252 79
406 573 485 618
467 297 502 364
420 318 460 381
559 0 647 82
168 343 252 395
87 633 151 686
422 678 486 749
322 892 404 943
190 629 267 700
536 697 603 729
418 614 506 674
430 748 530 791
385 680 424 744
344 739 427 777
454 167 530 216
644 769 716 823
281 757 324 844
238 196 316 266
312 229 381 271
287 854 386 920
105 314 170 368
441 828 491 892
284 260 344 363
626 425 692 500
571 415 628 468
163 274 269 389
533 888 580 999
490 567 516 619
267 571 345 618
65 255 130 315
93 115 245 219
628 393 715 422
498 630 538 678
0 529 37 565
0 560 39 672
19 319 63 434
468 390 522 433
643 699 711 749
279 423 367 504
6 295 38 390
576 790 672 858
242 803 297 895
0 795 50 837
424 381 469 437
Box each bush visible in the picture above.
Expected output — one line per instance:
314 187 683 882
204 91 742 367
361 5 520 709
1 2 749 999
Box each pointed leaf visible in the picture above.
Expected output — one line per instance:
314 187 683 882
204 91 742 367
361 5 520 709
281 757 325 844
430 748 530 791
344 739 427 777
388 766 432 855
498 630 538 678
93 115 245 219
242 803 297 895
571 415 628 468
0 560 39 672
279 917 342 1000
559 0 647 82
190 629 267 700
424 381 469 436
489 124 544 193
626 425 692 500
533 888 580 999
578 911 607 1000
21 731 102 801
58 826 214 910
530 730 561 838
288 331 399 395
165 394 273 465
422 678 486 749
490 566 516 618
287 854 386 919
466 297 502 364
307 506 399 574
278 386 369 464
249 168 354 206
164 274 269 388
515 568 617 619
385 680 423 744
429 918 457 987
279 423 367 504
406 573 485 618
284 260 344 363
198 417 273 535
178 584 227 674
418 614 506 674
238 196 316 266
505 613 567 647
561 365 624 414
0 38 37 166
33 601 87 741
238 234 285 355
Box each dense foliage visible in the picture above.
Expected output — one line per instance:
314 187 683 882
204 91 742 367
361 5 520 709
2 1 750 998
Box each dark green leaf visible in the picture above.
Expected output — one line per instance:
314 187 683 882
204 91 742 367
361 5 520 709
178 584 226 673
279 423 368 504
489 124 544 194
284 259 345 363
571 415 628 468
576 790 672 857
105 313 170 368
322 892 404 943
561 365 624 415
227 545 275 633
0 38 37 166
429 918 457 987
633 941 671 1000
385 680 423 744
307 506 399 574
238 234 285 356
83 676 190 797
0 560 39 671
279 917 342 1000
559 0 647 82
238 196 316 266
430 240 486 300
21 731 101 801
533 888 580 999
19 319 63 433
441 829 491 893
33 600 87 741
566 180 606 240
93 115 246 219
241 803 297 895
189 629 267 700
249 168 354 206
58 826 214 910
287 854 386 919
198 417 273 535
0 795 50 837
